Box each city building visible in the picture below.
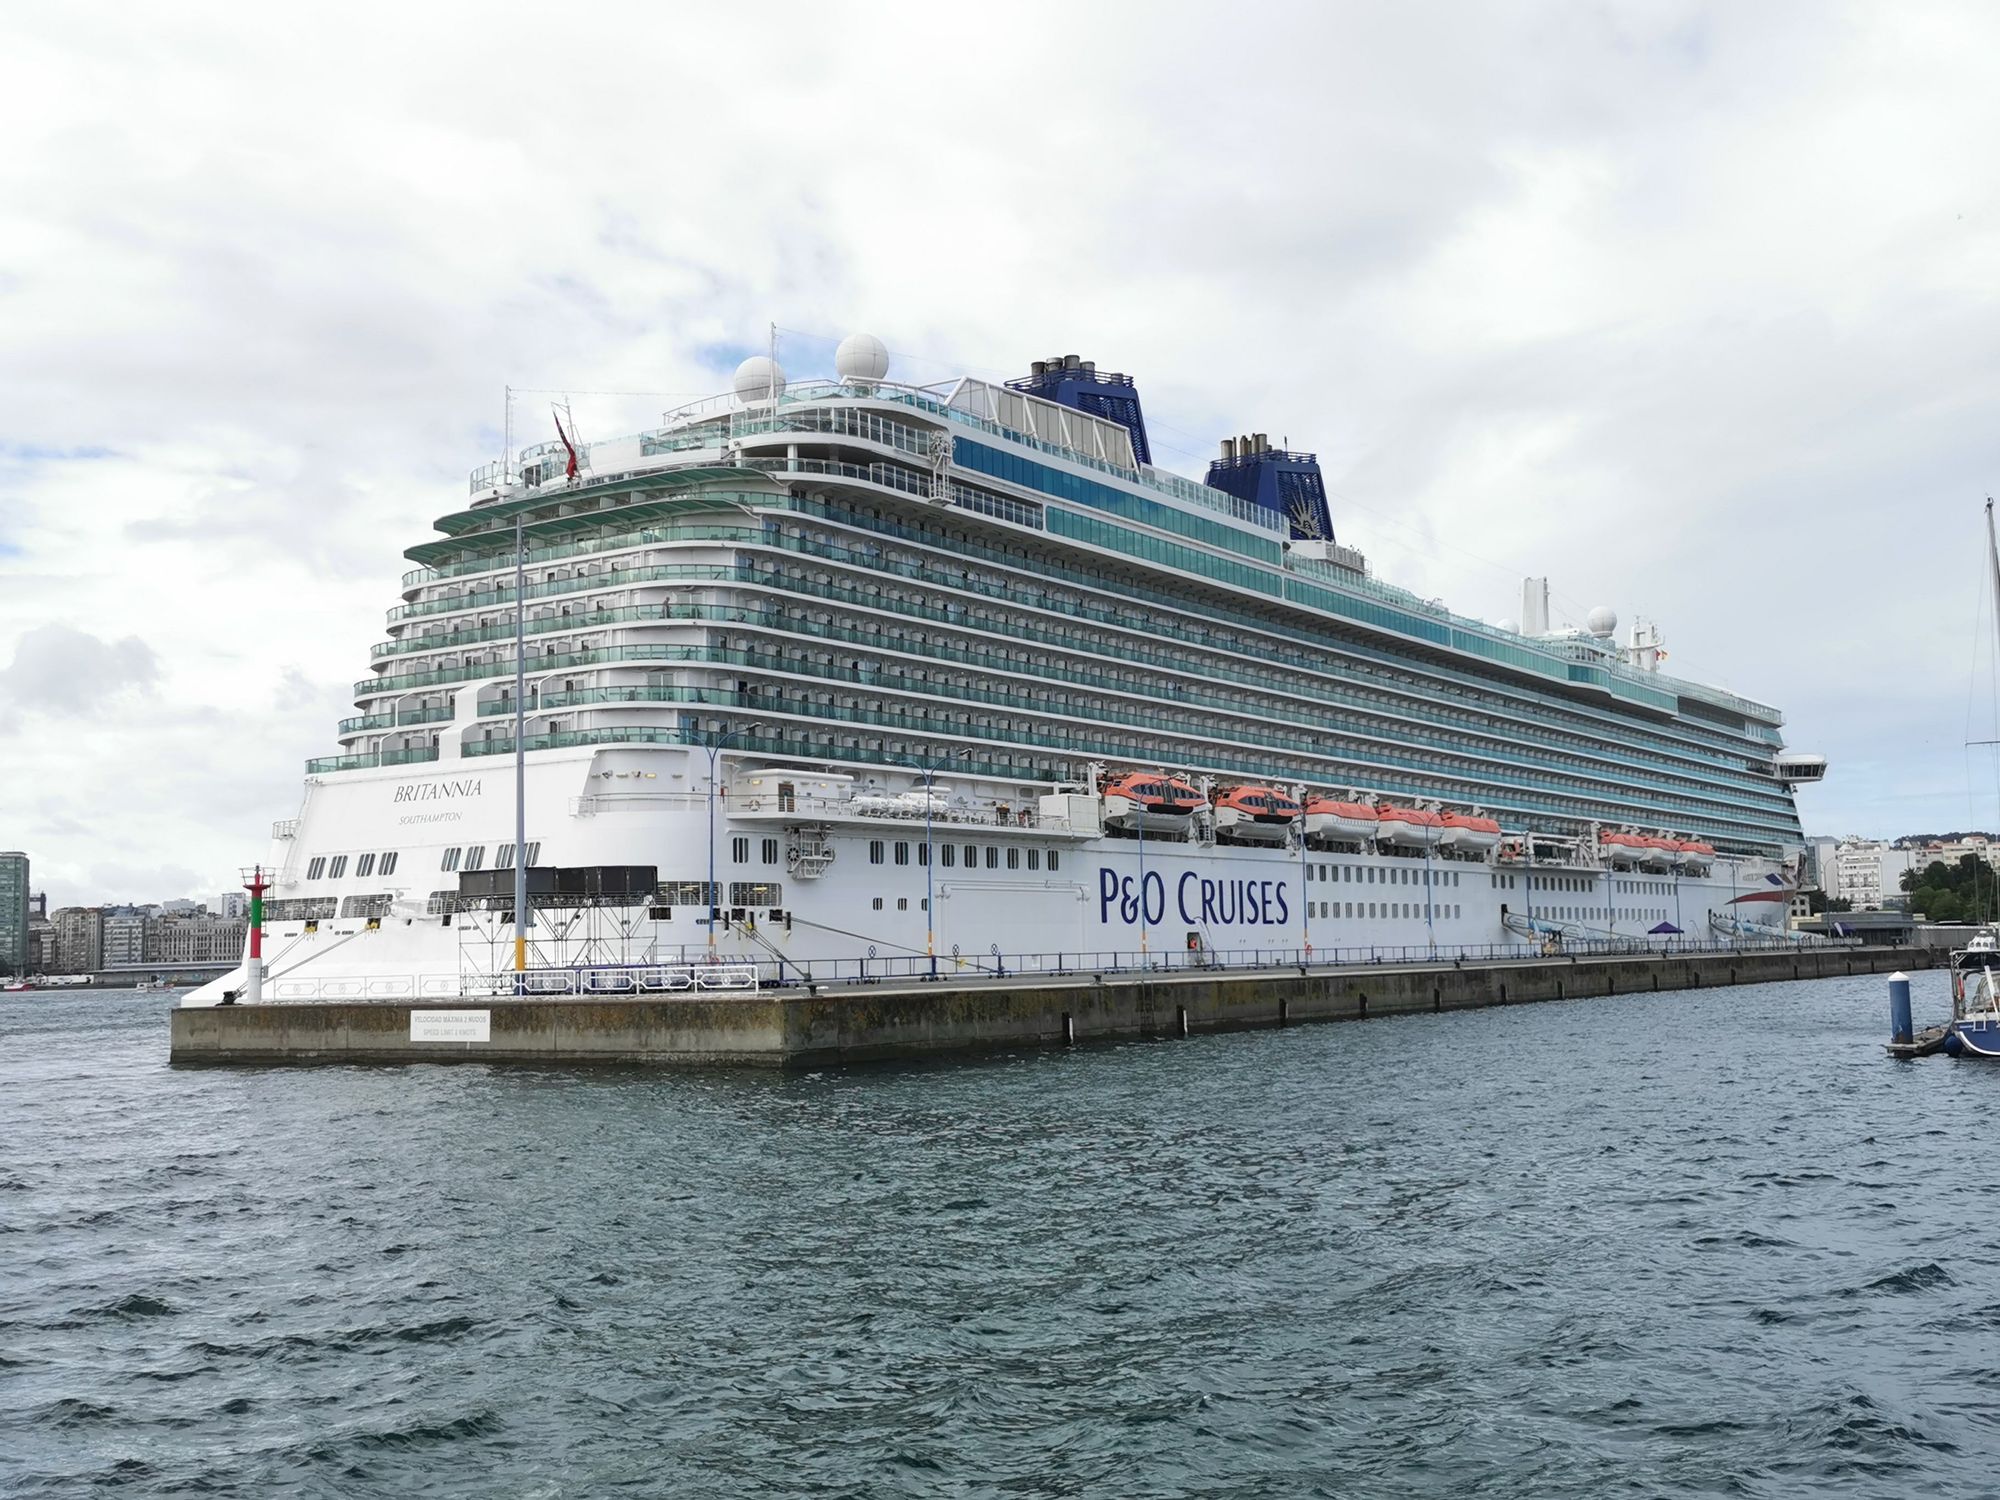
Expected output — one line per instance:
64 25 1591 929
28 889 47 921
149 916 247 965
0 852 27 976
27 918 56 973
101 907 149 968
213 892 249 921
52 907 103 974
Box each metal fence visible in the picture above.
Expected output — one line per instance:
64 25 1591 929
254 934 1854 1004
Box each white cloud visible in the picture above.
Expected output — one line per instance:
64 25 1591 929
1 0 1996 902
0 623 160 722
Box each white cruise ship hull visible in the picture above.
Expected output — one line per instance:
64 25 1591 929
185 747 1798 1005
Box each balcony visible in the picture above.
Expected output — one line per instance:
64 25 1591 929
305 746 441 775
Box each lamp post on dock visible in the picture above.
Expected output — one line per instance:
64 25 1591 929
699 722 765 962
512 514 531 976
1291 782 1310 964
894 746 966 979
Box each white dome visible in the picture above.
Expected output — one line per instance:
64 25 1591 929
834 332 890 384
1586 605 1618 638
1496 618 1519 635
733 356 786 405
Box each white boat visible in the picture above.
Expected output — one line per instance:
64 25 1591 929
173 338 1815 1005
1374 805 1444 849
1303 799 1378 845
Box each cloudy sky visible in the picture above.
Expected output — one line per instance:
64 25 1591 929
3 2 1996 907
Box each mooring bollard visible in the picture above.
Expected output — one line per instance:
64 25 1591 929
1888 971 1913 1047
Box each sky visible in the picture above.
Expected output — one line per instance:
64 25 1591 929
2 1 1997 908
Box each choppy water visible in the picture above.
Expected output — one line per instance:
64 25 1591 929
2 972 1995 1497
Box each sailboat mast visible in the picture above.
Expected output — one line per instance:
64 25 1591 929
1986 502 2000 925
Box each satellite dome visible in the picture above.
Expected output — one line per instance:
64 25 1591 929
1496 618 1519 635
1586 605 1618 638
834 332 890 384
733 355 786 405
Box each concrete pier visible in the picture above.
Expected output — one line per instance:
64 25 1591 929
169 944 1931 1069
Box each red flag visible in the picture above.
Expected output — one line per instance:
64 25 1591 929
554 411 579 479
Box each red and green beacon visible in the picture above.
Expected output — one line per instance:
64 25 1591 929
239 864 271 1004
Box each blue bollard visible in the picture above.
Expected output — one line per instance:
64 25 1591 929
1889 972 1913 1046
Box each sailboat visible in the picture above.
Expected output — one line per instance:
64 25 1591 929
1944 501 2000 1058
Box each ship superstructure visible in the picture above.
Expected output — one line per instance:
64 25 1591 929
187 337 1825 1003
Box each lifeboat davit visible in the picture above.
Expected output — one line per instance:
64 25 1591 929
1213 785 1301 844
1374 804 1445 849
1437 811 1502 854
1676 839 1715 871
1638 837 1677 872
1102 772 1206 835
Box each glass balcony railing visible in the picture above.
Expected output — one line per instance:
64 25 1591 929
404 477 1783 752
456 691 1794 849
305 746 440 774
335 705 455 735
374 605 680 658
371 549 1793 810
387 513 1778 780
390 560 1785 809
457 633 1789 821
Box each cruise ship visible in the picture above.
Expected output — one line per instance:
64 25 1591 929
185 337 1828 1005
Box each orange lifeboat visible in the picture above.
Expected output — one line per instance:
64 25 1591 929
1102 772 1206 834
1375 804 1445 849
1213 785 1301 844
1305 798 1379 844
1438 811 1502 854
1600 831 1648 867
1637 836 1677 872
1675 839 1715 871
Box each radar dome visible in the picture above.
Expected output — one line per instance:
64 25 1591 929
1586 606 1618 638
1496 618 1519 635
733 355 786 405
834 332 890 384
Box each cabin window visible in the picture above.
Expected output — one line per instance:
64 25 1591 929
964 845 977 867
356 854 376 878
731 837 749 864
941 845 956 868
1007 848 1021 870
985 847 999 869
893 842 910 866
464 846 487 871
496 844 516 869
328 855 348 879
1048 852 1060 871
761 838 779 866
1027 849 1041 870
379 853 399 876
306 857 326 880
869 840 885 865
440 847 462 872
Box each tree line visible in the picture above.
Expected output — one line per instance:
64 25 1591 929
1899 854 1998 925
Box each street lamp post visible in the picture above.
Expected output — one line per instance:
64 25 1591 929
702 722 763 963
895 747 966 979
1291 782 1310 964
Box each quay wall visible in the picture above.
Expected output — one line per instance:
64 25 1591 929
169 945 1931 1069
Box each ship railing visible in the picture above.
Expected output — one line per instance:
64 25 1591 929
726 934 1857 987
262 964 759 1003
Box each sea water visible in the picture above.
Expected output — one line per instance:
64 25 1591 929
2 971 1993 1497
